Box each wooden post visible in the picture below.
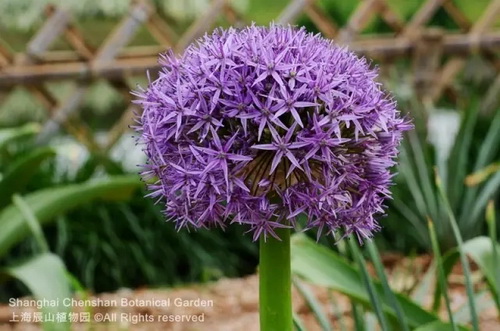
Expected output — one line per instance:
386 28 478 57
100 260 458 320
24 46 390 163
277 0 309 25
403 0 446 38
412 28 444 106
304 2 337 39
338 0 381 43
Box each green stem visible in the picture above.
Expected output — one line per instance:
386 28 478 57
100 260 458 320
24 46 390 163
259 227 293 331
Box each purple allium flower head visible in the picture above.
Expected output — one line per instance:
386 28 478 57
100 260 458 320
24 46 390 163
133 24 412 242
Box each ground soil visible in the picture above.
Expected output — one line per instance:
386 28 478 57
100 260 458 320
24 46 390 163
0 254 498 330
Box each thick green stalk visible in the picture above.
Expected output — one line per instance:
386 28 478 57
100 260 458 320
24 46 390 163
259 227 293 331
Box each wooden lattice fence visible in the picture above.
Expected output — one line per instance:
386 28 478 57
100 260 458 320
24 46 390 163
0 0 499 153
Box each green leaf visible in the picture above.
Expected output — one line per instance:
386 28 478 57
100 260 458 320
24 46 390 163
472 109 500 173
407 131 439 220
12 194 49 253
486 201 500 312
435 171 480 331
0 123 40 151
348 238 390 331
352 303 366 331
366 240 409 331
469 171 500 226
293 277 332 331
364 312 380 331
293 313 307 331
427 219 457 330
460 107 500 229
398 143 429 219
437 236 500 318
462 236 500 309
1 253 71 331
414 321 468 331
391 198 429 248
0 147 56 208
434 250 460 311
291 235 438 328
447 105 478 212
0 175 141 258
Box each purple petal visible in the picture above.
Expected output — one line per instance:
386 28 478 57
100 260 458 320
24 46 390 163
250 144 277 151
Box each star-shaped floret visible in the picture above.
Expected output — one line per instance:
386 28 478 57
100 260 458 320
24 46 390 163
251 123 309 176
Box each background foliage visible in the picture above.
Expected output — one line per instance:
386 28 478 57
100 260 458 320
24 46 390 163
0 1 499 330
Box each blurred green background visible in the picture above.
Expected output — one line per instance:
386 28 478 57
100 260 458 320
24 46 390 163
0 0 500 329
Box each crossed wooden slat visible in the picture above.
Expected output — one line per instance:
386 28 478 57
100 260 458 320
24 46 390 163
0 0 499 154
401 0 500 103
434 0 500 103
0 0 242 153
279 0 500 105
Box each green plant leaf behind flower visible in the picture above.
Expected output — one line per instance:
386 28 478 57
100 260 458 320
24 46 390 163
1 253 71 331
0 175 141 259
290 234 459 329
0 122 40 152
413 320 468 331
0 147 56 209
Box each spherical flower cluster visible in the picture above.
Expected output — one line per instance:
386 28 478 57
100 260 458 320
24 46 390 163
134 24 412 241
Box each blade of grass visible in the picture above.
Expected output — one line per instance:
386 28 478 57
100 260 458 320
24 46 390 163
352 302 366 331
448 105 478 213
0 147 56 208
12 194 49 253
434 250 460 311
471 108 500 173
469 171 500 228
2 254 71 331
366 241 409 331
435 169 479 331
392 198 429 247
293 277 332 331
293 313 307 331
0 122 40 151
414 320 468 331
408 131 439 220
460 236 500 317
427 218 457 330
486 201 500 313
292 235 441 327
0 175 141 258
399 143 429 218
364 312 379 331
348 237 390 331
55 215 68 256
460 108 500 227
